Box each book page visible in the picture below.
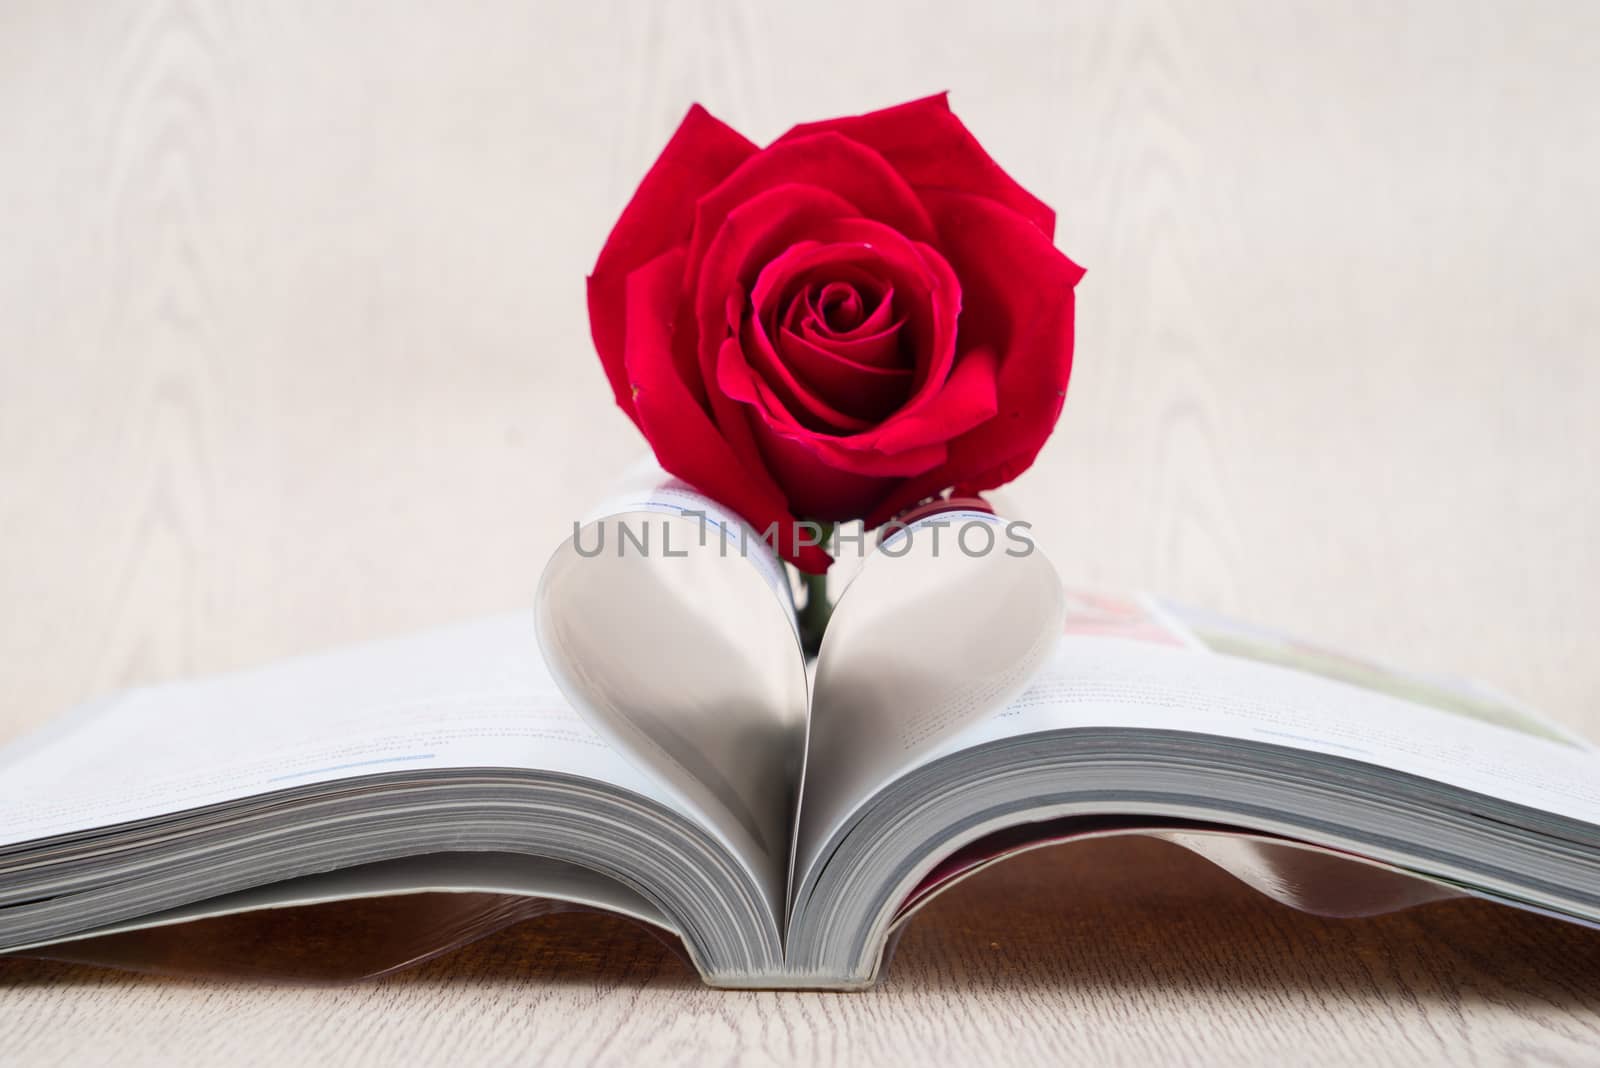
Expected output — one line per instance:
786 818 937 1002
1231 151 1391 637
0 613 678 849
793 512 1065 891
953 594 1600 822
537 461 809 919
795 591 1600 892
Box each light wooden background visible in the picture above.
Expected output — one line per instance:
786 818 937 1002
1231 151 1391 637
1 1 1597 1064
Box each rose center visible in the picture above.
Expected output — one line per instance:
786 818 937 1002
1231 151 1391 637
813 281 867 334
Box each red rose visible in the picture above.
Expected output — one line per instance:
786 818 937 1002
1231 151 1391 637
588 94 1083 573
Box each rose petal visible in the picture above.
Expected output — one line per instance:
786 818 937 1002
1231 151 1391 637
742 390 949 521
866 190 1084 525
741 225 957 387
589 105 756 421
621 247 831 573
755 246 903 368
693 184 865 477
862 346 999 455
683 131 936 288
710 216 971 464
815 282 865 331
778 93 1056 238
796 291 897 349
791 219 963 396
729 324 874 435
774 326 912 422
747 417 902 521
719 333 945 480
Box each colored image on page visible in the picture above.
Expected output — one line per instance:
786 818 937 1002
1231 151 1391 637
1158 600 1581 748
1061 590 1189 648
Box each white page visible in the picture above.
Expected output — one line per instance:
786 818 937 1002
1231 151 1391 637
794 511 1064 887
581 456 800 628
539 461 809 921
942 595 1600 823
0 613 677 848
798 592 1600 885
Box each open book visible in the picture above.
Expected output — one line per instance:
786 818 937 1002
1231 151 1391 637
3 473 1598 990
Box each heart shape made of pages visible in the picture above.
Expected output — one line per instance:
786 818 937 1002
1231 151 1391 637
793 511 1067 880
537 485 1064 902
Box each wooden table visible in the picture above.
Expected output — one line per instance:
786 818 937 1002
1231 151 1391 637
2 2 1597 1063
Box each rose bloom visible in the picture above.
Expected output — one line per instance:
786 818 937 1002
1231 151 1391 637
587 94 1083 573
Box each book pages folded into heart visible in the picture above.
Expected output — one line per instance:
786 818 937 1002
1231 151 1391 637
536 462 1067 925
2 465 1598 989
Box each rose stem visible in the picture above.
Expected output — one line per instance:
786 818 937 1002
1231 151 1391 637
796 523 836 658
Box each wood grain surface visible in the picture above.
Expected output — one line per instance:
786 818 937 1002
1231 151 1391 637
1 1 1597 1064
